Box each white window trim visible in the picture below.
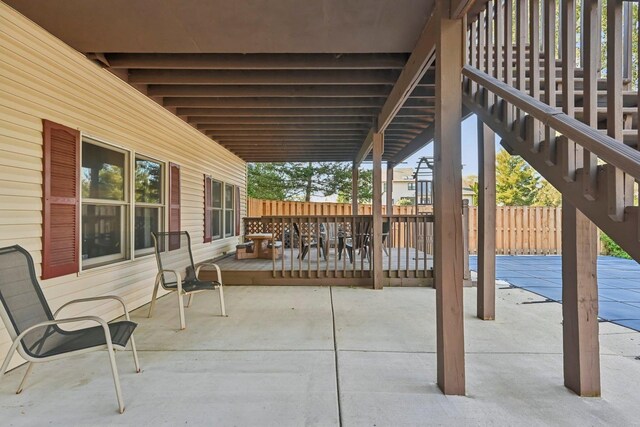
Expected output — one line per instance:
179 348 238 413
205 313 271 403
133 155 166 258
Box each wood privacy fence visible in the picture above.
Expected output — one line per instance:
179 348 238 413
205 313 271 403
248 198 564 255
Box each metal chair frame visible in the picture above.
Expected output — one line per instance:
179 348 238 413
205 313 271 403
149 231 226 330
0 246 140 414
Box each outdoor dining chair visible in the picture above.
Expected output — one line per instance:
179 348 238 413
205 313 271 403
0 245 140 414
149 231 226 330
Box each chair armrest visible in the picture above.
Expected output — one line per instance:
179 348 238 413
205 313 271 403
54 295 132 321
17 316 111 347
196 263 222 284
156 270 184 292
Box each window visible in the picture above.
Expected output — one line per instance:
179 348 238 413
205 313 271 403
212 180 223 239
134 157 164 255
408 182 416 191
81 139 128 267
224 184 235 237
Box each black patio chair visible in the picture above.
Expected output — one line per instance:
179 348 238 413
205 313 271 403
149 231 226 330
0 245 140 414
293 222 326 260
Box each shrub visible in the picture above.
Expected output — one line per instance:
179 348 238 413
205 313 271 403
600 233 631 259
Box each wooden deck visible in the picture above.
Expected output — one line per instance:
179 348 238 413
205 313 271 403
208 246 434 287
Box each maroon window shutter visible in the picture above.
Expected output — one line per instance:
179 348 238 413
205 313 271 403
168 162 181 250
42 120 80 279
235 186 241 236
203 175 212 243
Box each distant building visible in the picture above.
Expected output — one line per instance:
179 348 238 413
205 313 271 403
383 167 476 206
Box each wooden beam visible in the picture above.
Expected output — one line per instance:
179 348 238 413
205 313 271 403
434 1 465 395
386 163 395 214
372 132 384 289
389 125 435 164
207 130 367 137
164 96 434 108
189 116 374 124
562 199 601 397
149 84 395 98
176 107 380 117
128 69 401 85
477 121 496 320
354 128 375 166
451 0 477 19
352 163 359 214
377 11 437 132
201 123 371 131
105 53 409 69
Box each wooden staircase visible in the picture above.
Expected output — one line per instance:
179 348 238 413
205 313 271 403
462 63 640 262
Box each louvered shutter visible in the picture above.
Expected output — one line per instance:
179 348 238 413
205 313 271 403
203 175 212 243
168 163 181 250
42 120 80 279
235 186 241 236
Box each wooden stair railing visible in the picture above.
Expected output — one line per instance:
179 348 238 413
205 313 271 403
463 0 639 261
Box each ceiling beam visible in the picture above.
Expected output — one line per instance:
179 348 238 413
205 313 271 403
207 130 367 137
176 107 379 117
201 123 371 131
376 11 437 132
188 116 374 124
148 84 393 98
128 69 401 85
388 124 435 164
105 53 409 70
164 97 425 108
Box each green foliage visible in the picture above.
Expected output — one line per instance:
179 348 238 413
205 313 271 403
247 163 288 200
495 149 540 206
600 233 632 259
534 180 562 207
396 198 414 206
248 162 372 202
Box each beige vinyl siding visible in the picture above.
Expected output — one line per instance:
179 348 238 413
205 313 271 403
0 2 247 369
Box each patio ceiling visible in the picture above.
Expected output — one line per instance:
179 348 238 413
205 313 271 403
6 0 437 163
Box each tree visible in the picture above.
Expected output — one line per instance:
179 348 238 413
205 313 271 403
495 149 540 206
336 168 373 204
397 198 414 206
247 163 288 200
248 162 371 202
464 175 479 206
534 180 562 207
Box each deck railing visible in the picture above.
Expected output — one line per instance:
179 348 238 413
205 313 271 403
243 214 434 282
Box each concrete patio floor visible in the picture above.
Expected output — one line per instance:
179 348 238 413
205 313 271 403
1 285 640 426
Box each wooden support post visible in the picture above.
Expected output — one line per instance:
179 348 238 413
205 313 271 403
372 132 384 290
562 198 600 396
435 0 465 395
386 163 395 215
477 121 496 320
351 162 359 214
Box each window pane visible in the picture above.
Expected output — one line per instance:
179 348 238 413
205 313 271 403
212 181 223 209
82 204 124 261
135 159 162 204
225 184 234 208
82 142 125 200
225 210 234 237
135 207 161 253
212 210 222 239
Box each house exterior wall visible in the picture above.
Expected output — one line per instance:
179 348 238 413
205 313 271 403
0 3 246 368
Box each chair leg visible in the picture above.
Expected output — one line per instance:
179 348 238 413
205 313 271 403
218 285 227 317
129 336 141 373
177 292 186 330
106 345 125 414
15 362 34 394
0 339 21 378
148 277 160 318
187 293 194 308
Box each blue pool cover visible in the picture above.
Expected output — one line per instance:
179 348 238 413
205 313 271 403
469 256 640 332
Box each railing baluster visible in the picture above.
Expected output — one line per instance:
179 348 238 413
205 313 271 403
470 19 478 95
529 0 540 100
494 0 504 117
544 0 557 165
504 0 514 124
583 0 599 200
561 0 578 182
516 0 527 94
486 1 495 110
606 0 631 221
